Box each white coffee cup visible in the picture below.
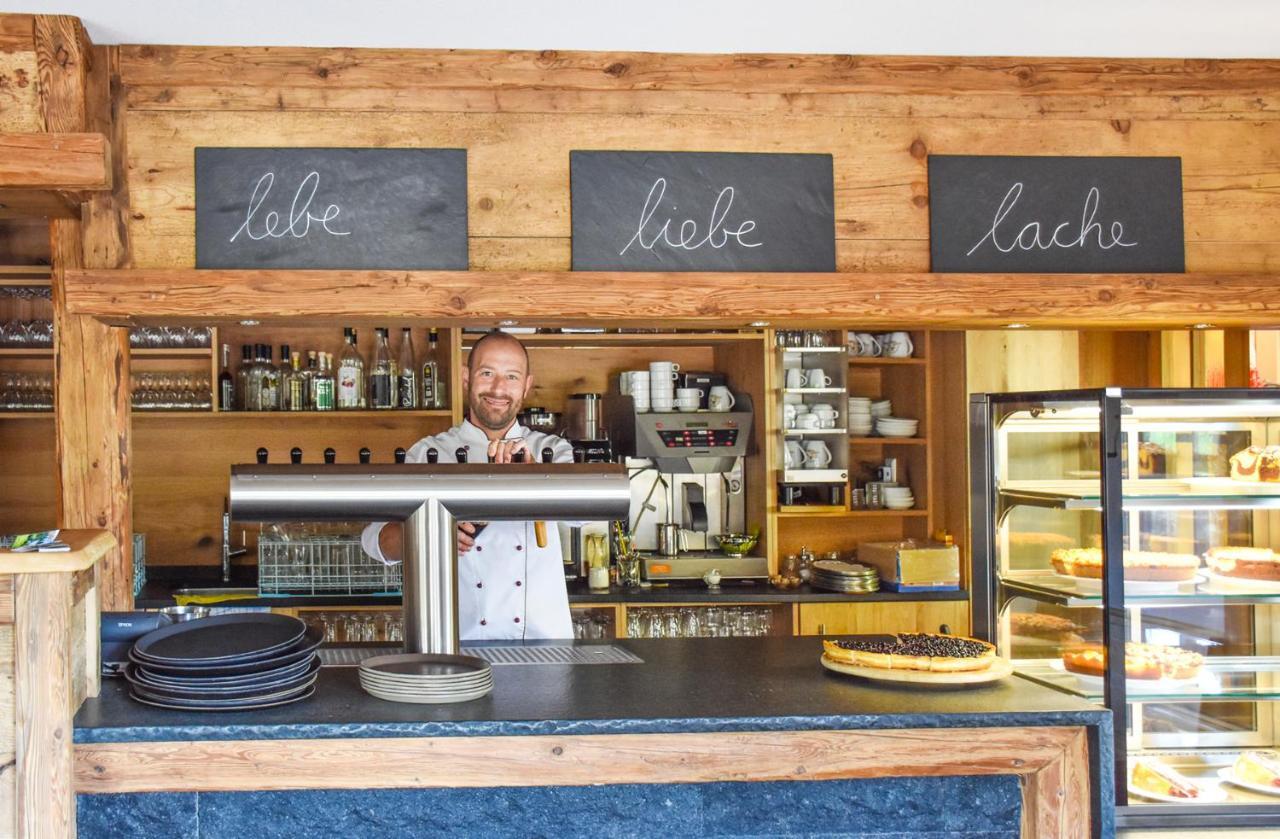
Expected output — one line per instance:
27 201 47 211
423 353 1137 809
651 398 674 413
649 361 680 381
804 369 832 388
784 441 806 470
849 332 881 357
708 385 735 412
796 413 820 429
650 380 675 399
675 396 700 412
621 370 649 395
803 440 832 468
784 368 806 389
676 387 703 400
882 332 914 358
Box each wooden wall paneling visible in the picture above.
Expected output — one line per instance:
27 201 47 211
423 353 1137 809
0 218 52 264
0 38 41 134
1222 328 1252 387
713 336 768 540
929 332 970 587
0 621 13 839
796 600 969 636
1077 331 1160 388
0 416 57 536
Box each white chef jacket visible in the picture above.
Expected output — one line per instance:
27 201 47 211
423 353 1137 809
361 420 576 641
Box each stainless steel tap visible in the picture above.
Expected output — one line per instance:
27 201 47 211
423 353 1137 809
229 462 630 654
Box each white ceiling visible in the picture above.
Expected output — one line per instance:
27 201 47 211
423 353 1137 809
5 0 1280 58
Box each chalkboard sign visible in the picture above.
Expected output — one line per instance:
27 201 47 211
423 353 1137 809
570 151 835 272
195 148 468 269
928 155 1184 273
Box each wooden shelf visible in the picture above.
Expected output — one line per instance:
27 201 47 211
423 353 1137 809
204 409 453 418
131 347 213 357
775 509 929 518
462 331 763 348
0 348 53 357
0 266 51 285
849 357 927 366
848 436 928 445
0 412 52 419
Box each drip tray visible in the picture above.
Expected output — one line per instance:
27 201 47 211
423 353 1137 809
320 644 643 667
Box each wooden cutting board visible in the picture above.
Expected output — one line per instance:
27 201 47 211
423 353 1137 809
820 654 1013 686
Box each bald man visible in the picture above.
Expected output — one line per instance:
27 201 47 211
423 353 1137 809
361 331 575 640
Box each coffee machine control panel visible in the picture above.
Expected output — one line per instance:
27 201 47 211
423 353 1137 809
656 426 739 449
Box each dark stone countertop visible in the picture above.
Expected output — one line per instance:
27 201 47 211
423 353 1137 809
76 636 1108 746
136 565 966 608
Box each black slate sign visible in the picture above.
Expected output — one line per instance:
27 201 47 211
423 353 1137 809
570 151 835 271
195 148 468 269
928 155 1184 273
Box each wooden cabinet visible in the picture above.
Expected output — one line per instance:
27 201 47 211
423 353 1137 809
797 600 970 637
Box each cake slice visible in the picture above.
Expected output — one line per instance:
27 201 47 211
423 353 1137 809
1234 750 1280 788
1131 758 1201 799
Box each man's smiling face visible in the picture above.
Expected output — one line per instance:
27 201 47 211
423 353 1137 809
463 334 533 433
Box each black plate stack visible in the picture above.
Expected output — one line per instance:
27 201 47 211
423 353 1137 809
125 613 321 711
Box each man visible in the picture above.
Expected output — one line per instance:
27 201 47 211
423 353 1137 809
361 331 575 640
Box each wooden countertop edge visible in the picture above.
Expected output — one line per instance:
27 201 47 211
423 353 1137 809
0 529 114 574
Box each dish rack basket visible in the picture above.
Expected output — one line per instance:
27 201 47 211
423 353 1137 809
258 534 402 595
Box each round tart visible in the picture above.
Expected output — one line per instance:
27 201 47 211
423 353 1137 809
1009 612 1084 642
1050 547 1199 582
823 633 996 673
1205 547 1280 582
1062 642 1202 680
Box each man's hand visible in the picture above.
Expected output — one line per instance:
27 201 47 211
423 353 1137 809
486 438 529 463
458 521 477 554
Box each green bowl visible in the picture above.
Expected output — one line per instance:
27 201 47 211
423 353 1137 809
717 533 758 557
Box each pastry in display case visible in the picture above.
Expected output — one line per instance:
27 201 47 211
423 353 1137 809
970 388 1280 829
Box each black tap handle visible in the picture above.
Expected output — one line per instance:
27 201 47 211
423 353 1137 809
324 448 336 465
359 447 371 464
455 447 468 464
425 447 439 464
395 447 407 464
256 447 268 464
512 449 526 463
290 447 302 465
572 447 585 464
541 446 554 464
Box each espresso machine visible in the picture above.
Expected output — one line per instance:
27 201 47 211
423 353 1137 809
560 392 613 579
605 393 764 580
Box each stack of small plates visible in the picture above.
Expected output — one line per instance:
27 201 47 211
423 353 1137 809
870 400 893 419
847 397 873 436
884 486 915 510
359 653 493 704
126 613 321 711
876 416 919 438
810 559 881 593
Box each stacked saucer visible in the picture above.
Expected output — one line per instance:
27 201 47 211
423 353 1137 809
870 399 893 419
884 486 916 510
847 397 873 436
876 416 919 438
126 613 321 711
359 653 493 704
810 559 881 593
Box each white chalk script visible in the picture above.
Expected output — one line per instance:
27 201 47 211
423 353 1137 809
966 182 1138 257
619 177 762 256
229 171 351 243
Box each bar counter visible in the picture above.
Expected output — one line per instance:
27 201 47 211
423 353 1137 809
74 636 1114 838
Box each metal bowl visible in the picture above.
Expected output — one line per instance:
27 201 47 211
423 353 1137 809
716 533 758 557
159 605 212 623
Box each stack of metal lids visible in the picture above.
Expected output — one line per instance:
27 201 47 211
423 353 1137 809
810 559 880 593
359 653 493 704
125 613 321 711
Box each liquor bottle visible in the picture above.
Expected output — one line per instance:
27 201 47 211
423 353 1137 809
277 344 292 410
369 328 396 410
258 344 279 411
353 329 368 409
397 328 418 409
312 352 335 411
285 351 307 411
246 344 267 412
336 328 364 410
235 344 254 410
218 344 235 411
422 328 442 409
303 350 318 408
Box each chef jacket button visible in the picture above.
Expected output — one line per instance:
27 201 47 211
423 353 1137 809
475 545 482 552
480 619 487 626
514 617 521 623
515 545 523 551
515 580 522 587
476 582 483 589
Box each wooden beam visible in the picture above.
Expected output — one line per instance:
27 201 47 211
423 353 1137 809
117 46 1280 98
61 268 1280 329
0 13 33 53
74 726 1095 837
0 133 109 191
0 188 80 218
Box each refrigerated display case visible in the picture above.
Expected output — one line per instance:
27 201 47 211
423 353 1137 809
970 388 1280 829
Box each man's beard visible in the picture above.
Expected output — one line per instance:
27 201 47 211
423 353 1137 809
471 390 519 430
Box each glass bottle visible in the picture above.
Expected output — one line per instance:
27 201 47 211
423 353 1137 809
369 327 396 410
353 329 367 409
246 343 267 412
397 328 418 409
422 328 442 409
303 350 318 409
285 351 307 411
218 343 235 411
258 344 279 411
336 328 364 411
277 344 292 410
235 344 253 411
312 352 335 411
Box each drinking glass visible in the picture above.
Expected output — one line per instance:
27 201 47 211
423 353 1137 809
647 610 665 639
681 608 699 638
666 609 682 639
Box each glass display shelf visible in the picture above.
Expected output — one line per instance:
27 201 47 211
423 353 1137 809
999 479 1280 513
1015 656 1280 702
999 571 1280 608
1128 751 1280 808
